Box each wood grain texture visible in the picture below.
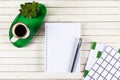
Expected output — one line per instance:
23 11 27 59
0 0 119 80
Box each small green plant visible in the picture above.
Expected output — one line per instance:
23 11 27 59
19 1 39 19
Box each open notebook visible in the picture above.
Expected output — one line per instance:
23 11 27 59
45 23 81 73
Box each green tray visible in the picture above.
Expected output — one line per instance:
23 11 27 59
9 4 47 48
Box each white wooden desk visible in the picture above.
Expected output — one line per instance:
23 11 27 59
0 0 119 80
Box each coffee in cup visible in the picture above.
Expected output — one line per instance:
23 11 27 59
11 23 30 42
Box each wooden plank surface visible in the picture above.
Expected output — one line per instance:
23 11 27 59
0 8 119 15
0 15 119 22
0 1 118 8
0 0 119 80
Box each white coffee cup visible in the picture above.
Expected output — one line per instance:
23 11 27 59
11 23 30 42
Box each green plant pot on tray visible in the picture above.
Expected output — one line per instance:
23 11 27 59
9 1 47 48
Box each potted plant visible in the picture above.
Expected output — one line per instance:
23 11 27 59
9 1 47 48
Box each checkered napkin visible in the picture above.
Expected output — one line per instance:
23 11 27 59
83 42 120 80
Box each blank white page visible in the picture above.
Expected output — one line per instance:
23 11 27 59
45 23 81 73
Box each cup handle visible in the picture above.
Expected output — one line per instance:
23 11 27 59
11 36 18 42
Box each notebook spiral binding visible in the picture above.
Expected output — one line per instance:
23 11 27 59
45 25 48 71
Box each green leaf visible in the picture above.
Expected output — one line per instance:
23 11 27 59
19 1 39 19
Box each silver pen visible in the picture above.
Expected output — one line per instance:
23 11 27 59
71 38 82 72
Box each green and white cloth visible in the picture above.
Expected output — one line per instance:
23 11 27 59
83 42 120 80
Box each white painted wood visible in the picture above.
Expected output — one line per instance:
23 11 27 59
0 51 45 57
0 22 119 29
0 8 118 15
0 64 85 72
0 1 118 8
0 58 44 65
0 29 45 36
0 44 44 50
1 42 119 51
2 35 120 44
0 0 118 80
80 51 89 57
0 65 44 72
2 29 120 36
0 72 83 79
0 51 88 58
0 15 118 22
83 36 120 43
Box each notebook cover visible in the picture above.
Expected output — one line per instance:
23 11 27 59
45 23 81 73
